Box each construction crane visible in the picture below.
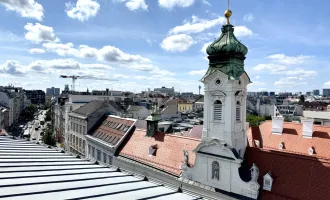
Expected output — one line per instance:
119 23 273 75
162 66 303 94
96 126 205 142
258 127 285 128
60 75 118 92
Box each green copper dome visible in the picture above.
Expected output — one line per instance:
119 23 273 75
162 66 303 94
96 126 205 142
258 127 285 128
206 24 248 56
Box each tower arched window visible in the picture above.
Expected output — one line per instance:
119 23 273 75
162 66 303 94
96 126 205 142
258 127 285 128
236 101 241 122
214 100 222 121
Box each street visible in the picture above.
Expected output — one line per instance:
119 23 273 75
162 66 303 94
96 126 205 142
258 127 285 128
28 110 47 143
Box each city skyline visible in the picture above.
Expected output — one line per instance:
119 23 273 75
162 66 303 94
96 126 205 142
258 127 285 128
0 0 330 93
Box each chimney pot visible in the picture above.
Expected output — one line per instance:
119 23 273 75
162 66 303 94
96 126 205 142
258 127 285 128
301 118 314 138
272 116 284 135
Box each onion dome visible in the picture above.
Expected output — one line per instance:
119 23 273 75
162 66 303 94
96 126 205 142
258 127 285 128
206 9 248 56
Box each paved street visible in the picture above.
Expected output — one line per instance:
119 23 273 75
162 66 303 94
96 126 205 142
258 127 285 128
28 110 47 143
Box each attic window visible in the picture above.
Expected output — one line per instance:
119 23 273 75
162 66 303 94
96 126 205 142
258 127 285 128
123 126 130 132
149 145 158 156
213 100 222 121
263 173 273 191
236 101 241 122
278 142 284 150
116 124 122 130
308 147 314 155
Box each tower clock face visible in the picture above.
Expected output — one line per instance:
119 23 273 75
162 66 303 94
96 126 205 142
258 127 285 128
214 78 221 86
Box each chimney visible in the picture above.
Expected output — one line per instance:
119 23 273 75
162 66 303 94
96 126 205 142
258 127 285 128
301 118 314 138
272 116 284 135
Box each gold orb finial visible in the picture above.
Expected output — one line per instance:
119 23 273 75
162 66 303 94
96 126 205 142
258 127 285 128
224 9 232 24
224 0 232 25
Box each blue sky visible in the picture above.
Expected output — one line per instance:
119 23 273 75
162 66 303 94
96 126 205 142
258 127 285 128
0 0 329 94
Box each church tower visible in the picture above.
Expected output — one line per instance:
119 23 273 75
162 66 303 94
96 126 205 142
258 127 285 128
181 4 260 199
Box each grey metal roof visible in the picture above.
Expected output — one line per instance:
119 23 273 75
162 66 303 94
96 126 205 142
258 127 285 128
72 100 105 116
0 136 200 200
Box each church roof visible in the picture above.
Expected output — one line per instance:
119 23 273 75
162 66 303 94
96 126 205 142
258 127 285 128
0 135 200 199
247 121 330 199
119 129 200 175
206 24 248 56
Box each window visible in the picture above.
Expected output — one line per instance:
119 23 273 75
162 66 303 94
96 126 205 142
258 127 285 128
103 152 107 163
92 147 95 158
213 100 222 121
73 136 75 147
79 138 81 147
88 145 91 156
236 101 241 122
83 126 85 134
76 124 78 132
73 123 75 131
79 125 82 134
116 124 122 130
71 122 73 130
97 150 101 161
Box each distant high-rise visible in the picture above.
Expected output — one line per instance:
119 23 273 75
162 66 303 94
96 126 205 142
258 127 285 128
269 92 275 96
313 89 320 96
306 91 311 96
46 87 60 96
323 89 330 96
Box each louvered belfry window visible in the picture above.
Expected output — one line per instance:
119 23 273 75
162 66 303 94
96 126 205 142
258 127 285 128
214 100 222 121
236 101 241 121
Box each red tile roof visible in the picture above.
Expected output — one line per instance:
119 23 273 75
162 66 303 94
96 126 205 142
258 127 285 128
248 121 330 159
247 147 330 200
90 116 135 146
119 129 200 175
248 121 330 200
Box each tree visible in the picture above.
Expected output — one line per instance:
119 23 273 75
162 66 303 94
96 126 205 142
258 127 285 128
20 104 38 121
246 114 266 127
284 116 292 122
42 127 56 146
45 109 51 122
299 95 305 103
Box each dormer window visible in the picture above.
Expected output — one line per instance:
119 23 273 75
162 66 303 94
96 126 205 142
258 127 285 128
149 145 158 156
236 101 241 122
263 173 273 191
214 100 222 121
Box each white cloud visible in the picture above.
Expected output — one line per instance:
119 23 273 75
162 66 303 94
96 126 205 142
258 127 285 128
0 60 26 75
267 54 313 65
127 64 155 71
201 0 211 6
98 46 150 63
169 15 226 35
65 0 100 21
160 34 196 52
286 70 317 78
243 13 254 22
201 42 211 53
189 70 206 75
234 26 254 37
28 48 45 54
119 0 148 11
150 67 175 76
28 59 113 74
43 42 80 57
255 76 260 79
324 81 330 87
114 74 131 79
78 45 98 58
253 63 287 74
0 0 44 21
158 0 195 9
24 23 59 43
274 77 307 87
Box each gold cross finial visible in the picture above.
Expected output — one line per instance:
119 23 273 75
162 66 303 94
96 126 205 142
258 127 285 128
224 0 232 25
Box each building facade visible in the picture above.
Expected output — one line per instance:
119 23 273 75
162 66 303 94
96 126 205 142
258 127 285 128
24 90 46 105
313 89 320 96
46 87 60 96
323 88 330 96
154 86 175 96
0 87 24 126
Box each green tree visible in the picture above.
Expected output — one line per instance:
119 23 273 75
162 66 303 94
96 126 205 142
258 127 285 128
45 109 51 121
20 104 38 121
42 127 56 146
284 116 292 122
246 114 266 127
